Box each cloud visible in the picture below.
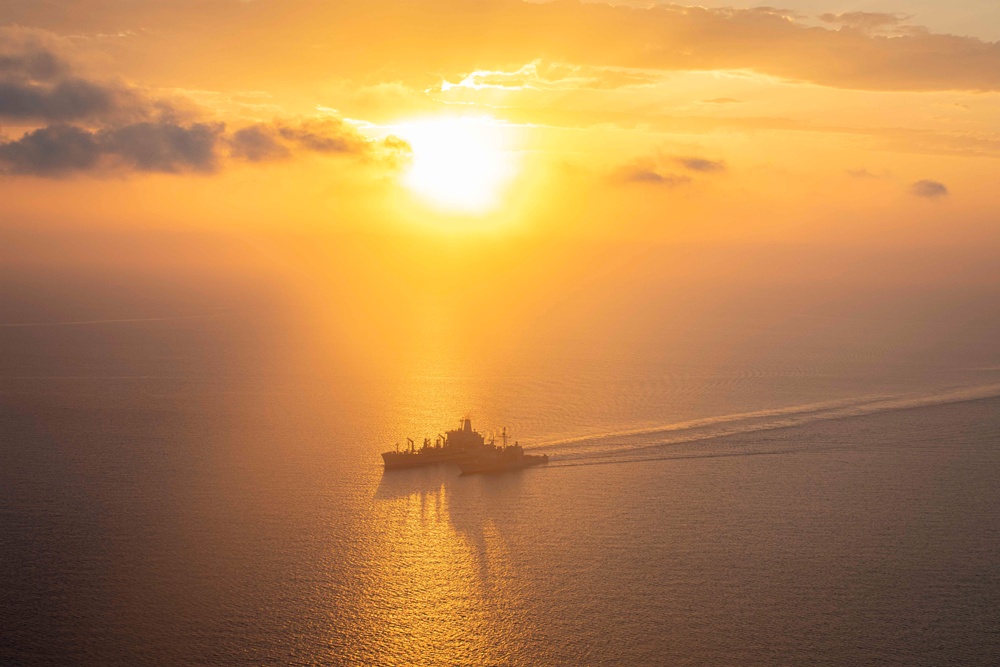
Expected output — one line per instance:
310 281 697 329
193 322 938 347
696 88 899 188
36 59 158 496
0 29 409 177
12 1 996 93
677 157 725 173
7 2 1000 101
440 61 660 92
0 124 101 174
701 98 742 105
619 169 690 187
0 77 149 123
612 151 726 186
0 118 408 177
0 32 226 175
102 121 223 173
228 118 408 166
0 27 169 124
0 32 69 82
228 124 291 162
0 122 223 175
611 159 691 187
819 12 910 34
275 118 372 154
910 179 949 198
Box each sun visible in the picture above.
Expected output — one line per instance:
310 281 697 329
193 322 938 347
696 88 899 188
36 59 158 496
393 116 518 214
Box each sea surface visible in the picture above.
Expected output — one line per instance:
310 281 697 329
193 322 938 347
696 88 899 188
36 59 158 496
3 238 1000 666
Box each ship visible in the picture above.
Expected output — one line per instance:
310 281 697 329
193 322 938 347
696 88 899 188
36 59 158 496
381 418 490 470
457 427 549 475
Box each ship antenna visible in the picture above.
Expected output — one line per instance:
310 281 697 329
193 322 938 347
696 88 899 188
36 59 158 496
502 426 507 448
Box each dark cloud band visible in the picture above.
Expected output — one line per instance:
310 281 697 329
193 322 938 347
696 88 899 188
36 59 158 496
0 119 408 176
0 29 409 177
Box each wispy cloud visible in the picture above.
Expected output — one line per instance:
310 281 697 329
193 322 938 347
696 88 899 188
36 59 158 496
910 179 949 198
677 157 725 173
846 168 891 179
440 61 659 92
818 12 914 35
613 165 691 187
7 2 1000 92
612 151 727 186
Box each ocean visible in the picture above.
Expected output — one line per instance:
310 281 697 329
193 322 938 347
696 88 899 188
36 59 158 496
3 236 1000 665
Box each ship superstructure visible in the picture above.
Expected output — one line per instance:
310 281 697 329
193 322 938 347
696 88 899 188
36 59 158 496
457 427 549 475
381 418 490 470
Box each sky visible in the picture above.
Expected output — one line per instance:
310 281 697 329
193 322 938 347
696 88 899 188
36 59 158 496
680 1 1000 40
2 1 1000 368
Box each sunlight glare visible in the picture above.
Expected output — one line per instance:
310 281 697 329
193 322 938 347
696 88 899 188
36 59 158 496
395 117 517 214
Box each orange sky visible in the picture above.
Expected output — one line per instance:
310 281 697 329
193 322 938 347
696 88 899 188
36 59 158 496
2 0 1000 390
2 1 999 252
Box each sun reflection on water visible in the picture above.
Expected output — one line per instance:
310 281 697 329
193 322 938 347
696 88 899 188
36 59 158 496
351 474 531 665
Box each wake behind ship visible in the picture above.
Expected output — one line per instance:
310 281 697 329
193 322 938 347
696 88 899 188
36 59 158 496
381 418 489 469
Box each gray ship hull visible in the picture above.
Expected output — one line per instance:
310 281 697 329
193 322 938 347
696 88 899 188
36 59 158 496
381 448 480 470
458 454 549 475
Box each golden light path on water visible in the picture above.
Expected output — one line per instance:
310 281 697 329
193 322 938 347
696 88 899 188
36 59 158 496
348 478 532 665
337 304 534 665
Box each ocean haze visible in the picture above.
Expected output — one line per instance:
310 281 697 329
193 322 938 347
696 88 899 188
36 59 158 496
2 228 1000 665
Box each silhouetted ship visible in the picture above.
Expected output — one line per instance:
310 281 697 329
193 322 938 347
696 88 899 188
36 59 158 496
381 418 489 470
458 427 549 475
